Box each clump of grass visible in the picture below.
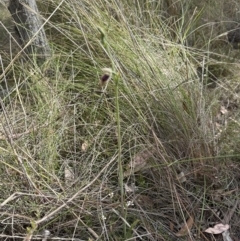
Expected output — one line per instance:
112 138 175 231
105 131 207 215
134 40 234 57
0 0 240 240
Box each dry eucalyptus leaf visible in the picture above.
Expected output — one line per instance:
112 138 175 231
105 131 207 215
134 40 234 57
215 122 222 130
64 165 74 185
222 230 233 241
124 149 153 177
129 151 151 170
220 106 228 115
204 223 230 234
124 183 136 193
176 216 194 237
135 194 154 209
81 141 89 152
177 171 186 183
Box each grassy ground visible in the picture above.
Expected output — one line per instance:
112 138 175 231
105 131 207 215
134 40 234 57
0 0 240 240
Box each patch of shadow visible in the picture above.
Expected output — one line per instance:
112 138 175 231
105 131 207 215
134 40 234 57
227 26 240 49
197 64 232 88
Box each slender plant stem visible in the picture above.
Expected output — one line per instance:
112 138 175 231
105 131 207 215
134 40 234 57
114 74 126 238
100 27 126 237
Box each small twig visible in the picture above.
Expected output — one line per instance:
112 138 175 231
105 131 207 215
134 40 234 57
0 192 56 208
0 192 23 208
35 155 117 225
0 121 49 141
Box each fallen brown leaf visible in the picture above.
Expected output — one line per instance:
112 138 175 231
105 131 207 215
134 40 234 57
176 216 194 237
205 223 229 234
124 149 153 177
